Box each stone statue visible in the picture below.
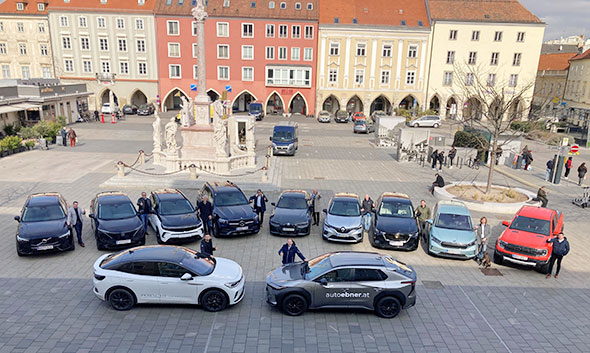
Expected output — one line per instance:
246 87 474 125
179 96 191 127
245 117 255 152
213 100 229 157
164 117 179 153
152 111 162 151
191 0 208 22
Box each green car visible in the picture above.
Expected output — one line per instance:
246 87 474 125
423 200 477 259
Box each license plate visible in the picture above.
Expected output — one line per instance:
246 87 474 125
446 249 461 255
37 245 54 251
116 239 132 245
283 227 295 232
512 254 528 260
236 226 249 231
389 241 404 246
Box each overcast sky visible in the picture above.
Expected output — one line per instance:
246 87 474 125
520 0 590 41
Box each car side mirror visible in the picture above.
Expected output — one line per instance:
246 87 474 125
502 221 510 227
181 273 193 281
271 202 276 206
14 216 20 222
322 209 327 214
319 278 328 286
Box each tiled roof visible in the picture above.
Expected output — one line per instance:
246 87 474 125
541 44 580 55
185 0 320 20
537 53 576 71
428 0 542 23
0 0 48 15
319 0 429 27
570 49 590 61
49 0 157 13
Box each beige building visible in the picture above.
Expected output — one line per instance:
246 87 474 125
316 0 430 116
425 0 545 120
564 49 590 126
0 0 54 80
532 52 576 115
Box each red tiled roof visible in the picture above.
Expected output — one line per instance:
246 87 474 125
0 0 48 15
49 0 157 13
538 53 576 71
570 49 590 61
428 0 542 23
194 0 319 20
319 0 429 27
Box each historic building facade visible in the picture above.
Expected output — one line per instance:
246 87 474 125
533 52 576 115
564 49 590 127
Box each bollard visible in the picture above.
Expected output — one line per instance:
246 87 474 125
101 113 105 123
189 164 197 180
117 161 125 177
139 150 145 165
261 167 269 182
111 113 116 124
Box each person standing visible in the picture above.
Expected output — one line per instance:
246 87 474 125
61 127 68 146
67 201 86 247
563 157 573 180
430 173 445 195
437 151 445 171
545 158 554 181
546 232 570 279
67 128 77 147
136 192 152 233
197 195 214 236
310 189 321 226
278 238 306 265
249 189 268 224
523 149 533 171
360 194 375 232
414 200 431 236
474 217 490 264
536 186 548 207
448 147 457 169
578 162 587 186
200 234 217 258
431 149 439 170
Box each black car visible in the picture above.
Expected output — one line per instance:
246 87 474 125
370 193 419 251
334 111 349 123
89 192 145 250
269 190 311 236
122 104 138 115
14 193 74 256
200 182 260 237
150 189 204 244
137 103 155 116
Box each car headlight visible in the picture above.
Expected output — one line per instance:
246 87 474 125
58 231 71 238
374 229 385 236
225 276 242 288
540 249 548 256
218 218 229 225
269 220 280 227
295 222 308 227
16 235 29 242
498 240 507 249
467 240 476 247
287 143 294 149
431 235 441 243
272 143 277 148
353 225 363 230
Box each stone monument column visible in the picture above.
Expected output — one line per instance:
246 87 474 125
192 1 210 126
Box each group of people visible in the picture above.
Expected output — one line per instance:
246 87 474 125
430 147 457 171
60 127 78 147
545 157 587 186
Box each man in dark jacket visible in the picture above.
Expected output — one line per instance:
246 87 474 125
360 194 375 232
310 189 321 225
431 149 438 170
197 195 214 236
546 158 555 181
136 192 152 233
414 200 431 236
437 151 445 171
448 147 457 168
546 232 570 279
430 173 445 195
536 186 548 207
278 238 306 265
249 189 268 224
200 234 216 258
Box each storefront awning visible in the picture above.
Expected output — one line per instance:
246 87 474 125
12 103 40 110
0 105 24 114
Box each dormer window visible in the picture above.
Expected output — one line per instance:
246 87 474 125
223 0 230 7
138 0 145 4
100 0 107 4
269 1 274 8
306 3 312 10
295 2 301 10
280 2 286 9
37 3 45 11
16 2 25 11
250 1 256 8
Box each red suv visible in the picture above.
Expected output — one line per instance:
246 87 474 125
494 206 564 273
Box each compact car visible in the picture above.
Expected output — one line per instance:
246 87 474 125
334 111 349 123
423 200 477 259
137 103 155 116
370 193 420 251
322 193 363 243
269 190 311 236
409 115 442 128
317 110 331 123
122 104 138 115
353 119 375 134
149 189 203 244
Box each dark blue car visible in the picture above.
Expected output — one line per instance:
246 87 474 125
271 123 298 156
15 193 74 256
370 193 420 251
269 190 311 236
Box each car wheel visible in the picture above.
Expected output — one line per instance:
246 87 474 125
493 251 503 265
375 296 402 319
412 123 418 128
281 294 308 316
433 123 440 128
536 262 551 274
108 288 135 311
156 229 164 244
201 289 228 312
212 222 221 238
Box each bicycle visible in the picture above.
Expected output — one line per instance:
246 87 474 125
467 157 480 170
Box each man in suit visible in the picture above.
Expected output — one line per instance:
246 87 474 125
67 201 86 247
136 192 152 233
197 195 214 236
249 189 268 224
310 189 321 226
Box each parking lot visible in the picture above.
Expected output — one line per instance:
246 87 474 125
1 114 589 353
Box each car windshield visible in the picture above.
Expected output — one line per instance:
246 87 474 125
435 213 473 230
21 205 65 222
98 202 137 220
139 104 150 109
305 254 332 279
329 200 360 217
337 112 347 117
378 201 414 218
249 105 262 113
159 199 194 215
277 196 308 209
181 251 216 276
273 129 294 142
509 216 551 236
215 190 249 207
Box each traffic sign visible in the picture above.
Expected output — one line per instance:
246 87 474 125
553 97 559 104
571 144 580 155
225 85 232 92
190 84 197 91
562 137 569 146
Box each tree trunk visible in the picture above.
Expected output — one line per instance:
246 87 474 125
486 137 499 194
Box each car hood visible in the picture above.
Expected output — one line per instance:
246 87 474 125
375 216 418 234
98 216 142 233
272 140 294 146
160 213 201 228
209 257 242 281
325 214 362 229
266 262 305 285
215 205 256 221
270 208 309 224
431 226 475 243
18 219 69 239
499 228 551 249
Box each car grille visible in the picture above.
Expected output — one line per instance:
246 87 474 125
103 230 138 239
164 225 198 232
229 219 255 226
440 241 470 249
383 233 410 242
503 243 546 257
31 237 61 247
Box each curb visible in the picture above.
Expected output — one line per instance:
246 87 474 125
492 166 540 190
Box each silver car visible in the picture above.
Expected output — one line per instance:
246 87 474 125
317 110 331 123
322 193 363 242
409 115 442 128
265 251 417 318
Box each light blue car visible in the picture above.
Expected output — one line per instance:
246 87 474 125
423 200 477 259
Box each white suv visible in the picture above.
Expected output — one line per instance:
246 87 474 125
409 115 441 128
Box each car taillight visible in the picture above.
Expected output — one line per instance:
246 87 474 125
94 273 105 281
401 280 416 288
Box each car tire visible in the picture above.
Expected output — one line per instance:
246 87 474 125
108 288 135 311
433 123 440 128
375 296 402 319
412 123 418 128
493 251 503 265
536 262 551 274
156 230 164 244
281 294 308 316
212 222 221 238
201 289 228 312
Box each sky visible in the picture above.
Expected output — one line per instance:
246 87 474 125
520 0 590 41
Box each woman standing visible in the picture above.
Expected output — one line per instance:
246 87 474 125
578 163 588 186
474 217 490 265
564 157 573 180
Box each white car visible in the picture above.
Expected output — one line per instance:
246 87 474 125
93 245 245 311
409 115 441 128
149 189 204 243
101 103 120 114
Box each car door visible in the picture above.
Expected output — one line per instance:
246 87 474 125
126 261 162 303
156 262 199 304
312 268 356 308
351 268 387 309
149 193 161 234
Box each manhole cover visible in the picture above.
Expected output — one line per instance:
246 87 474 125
481 268 503 276
422 280 444 289
314 176 326 180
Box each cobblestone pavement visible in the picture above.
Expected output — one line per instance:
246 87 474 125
1 115 590 353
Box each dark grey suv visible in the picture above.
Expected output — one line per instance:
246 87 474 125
265 251 417 318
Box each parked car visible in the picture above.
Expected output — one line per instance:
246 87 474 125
14 192 74 256
270 122 298 156
122 104 138 115
249 101 264 121
269 190 311 236
494 206 564 273
423 200 477 259
89 192 145 250
322 193 363 243
353 119 375 134
317 110 331 123
370 193 419 251
371 110 388 122
409 115 441 128
200 181 260 237
334 111 349 123
137 103 155 116
93 245 245 311
265 251 417 318
353 112 365 121
149 189 203 244
101 103 120 115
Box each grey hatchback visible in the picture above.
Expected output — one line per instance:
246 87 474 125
266 251 417 318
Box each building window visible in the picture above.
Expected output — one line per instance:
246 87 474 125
169 64 181 78
0 22 3 31
21 66 30 79
356 43 366 56
266 24 275 38
97 17 106 28
38 22 45 32
60 16 68 27
40 44 48 56
509 74 518 87
118 38 127 52
303 47 312 61
266 46 275 59
0 43 5 55
494 31 503 42
408 45 418 58
487 73 496 86
136 39 146 52
118 61 128 74
291 47 300 60
513 53 521 66
328 68 337 83
280 2 286 9
18 43 27 55
242 45 254 60
406 71 415 85
17 22 24 32
79 37 90 50
471 30 480 41
138 62 147 75
168 43 180 57
2 65 10 78
266 67 311 87
101 61 111 73
218 66 229 80
136 18 144 30
292 25 301 39
330 42 339 56
99 38 109 51
269 1 274 8
64 59 74 72
82 60 92 73
223 0 230 6
517 32 525 42
217 44 229 59
37 3 45 11
242 67 254 81
217 22 229 37
354 69 364 84
380 70 390 84
443 72 453 86
167 21 179 35
466 73 474 86
279 25 287 38
304 25 313 39
78 16 87 27
193 65 198 79
116 18 125 29
307 2 312 10
446 51 455 64
242 23 253 37
62 36 71 49
192 43 198 58
42 67 51 78
468 51 477 65
382 44 392 57
278 47 287 60
449 30 457 40
16 2 24 11
490 52 499 65
295 2 301 10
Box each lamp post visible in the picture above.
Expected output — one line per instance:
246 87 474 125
191 0 210 126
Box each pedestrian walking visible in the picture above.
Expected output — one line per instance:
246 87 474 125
431 149 439 170
200 234 217 258
67 201 86 247
414 200 431 236
197 195 214 236
67 128 77 147
94 110 99 122
430 173 445 195
448 147 457 169
437 151 445 171
310 189 321 226
536 186 549 207
564 157 573 180
249 189 268 224
360 194 375 232
278 238 306 265
474 217 490 264
136 192 152 233
578 162 587 186
523 149 533 171
61 127 67 146
545 158 554 181
546 232 570 279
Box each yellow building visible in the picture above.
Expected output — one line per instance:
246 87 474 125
564 49 590 126
316 0 430 116
533 52 576 115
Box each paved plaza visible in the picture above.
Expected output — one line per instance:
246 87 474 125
1 115 590 353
